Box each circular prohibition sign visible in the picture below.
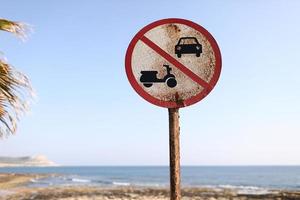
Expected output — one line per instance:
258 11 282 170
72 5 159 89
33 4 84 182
125 18 222 108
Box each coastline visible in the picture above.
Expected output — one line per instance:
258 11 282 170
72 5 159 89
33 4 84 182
0 173 50 189
1 174 300 200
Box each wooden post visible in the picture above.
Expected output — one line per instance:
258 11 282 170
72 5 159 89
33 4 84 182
168 108 181 200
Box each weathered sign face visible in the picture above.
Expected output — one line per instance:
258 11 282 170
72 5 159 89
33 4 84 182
125 18 222 108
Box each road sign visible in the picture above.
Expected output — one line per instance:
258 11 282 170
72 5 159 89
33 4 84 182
125 18 222 108
125 18 222 200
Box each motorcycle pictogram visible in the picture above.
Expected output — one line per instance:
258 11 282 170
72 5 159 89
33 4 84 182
140 65 177 88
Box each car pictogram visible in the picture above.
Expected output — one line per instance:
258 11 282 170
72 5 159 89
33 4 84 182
175 37 202 58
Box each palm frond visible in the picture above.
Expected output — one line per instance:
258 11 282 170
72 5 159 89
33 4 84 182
0 18 33 137
0 59 33 137
0 18 33 138
0 18 31 40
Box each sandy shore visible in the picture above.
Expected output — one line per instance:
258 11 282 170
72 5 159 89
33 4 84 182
0 173 48 189
1 174 300 200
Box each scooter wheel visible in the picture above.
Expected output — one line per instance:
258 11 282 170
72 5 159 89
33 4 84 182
143 84 153 88
166 78 177 88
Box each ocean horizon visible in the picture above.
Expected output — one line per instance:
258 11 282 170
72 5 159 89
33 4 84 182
1 166 300 193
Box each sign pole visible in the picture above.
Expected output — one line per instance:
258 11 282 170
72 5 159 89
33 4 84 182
168 108 181 200
125 18 222 200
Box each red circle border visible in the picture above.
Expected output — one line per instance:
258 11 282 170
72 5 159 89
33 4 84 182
125 18 222 108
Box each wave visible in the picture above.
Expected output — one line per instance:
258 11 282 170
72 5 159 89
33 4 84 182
71 178 91 183
216 185 271 194
112 181 131 186
30 178 38 183
26 174 278 194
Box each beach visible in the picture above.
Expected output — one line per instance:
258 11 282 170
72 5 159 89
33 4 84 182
1 174 300 200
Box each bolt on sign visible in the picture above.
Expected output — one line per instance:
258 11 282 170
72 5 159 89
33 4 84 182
125 18 222 200
125 18 221 108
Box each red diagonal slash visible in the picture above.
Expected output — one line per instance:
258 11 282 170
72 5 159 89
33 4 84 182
140 36 211 90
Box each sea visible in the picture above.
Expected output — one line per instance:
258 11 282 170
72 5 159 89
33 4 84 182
1 166 300 194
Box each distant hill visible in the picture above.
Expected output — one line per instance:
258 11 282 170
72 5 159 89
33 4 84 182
0 155 56 167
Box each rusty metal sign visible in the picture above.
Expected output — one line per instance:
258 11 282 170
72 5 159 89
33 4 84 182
125 18 222 108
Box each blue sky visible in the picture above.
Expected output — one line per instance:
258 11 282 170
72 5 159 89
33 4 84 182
1 0 300 165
